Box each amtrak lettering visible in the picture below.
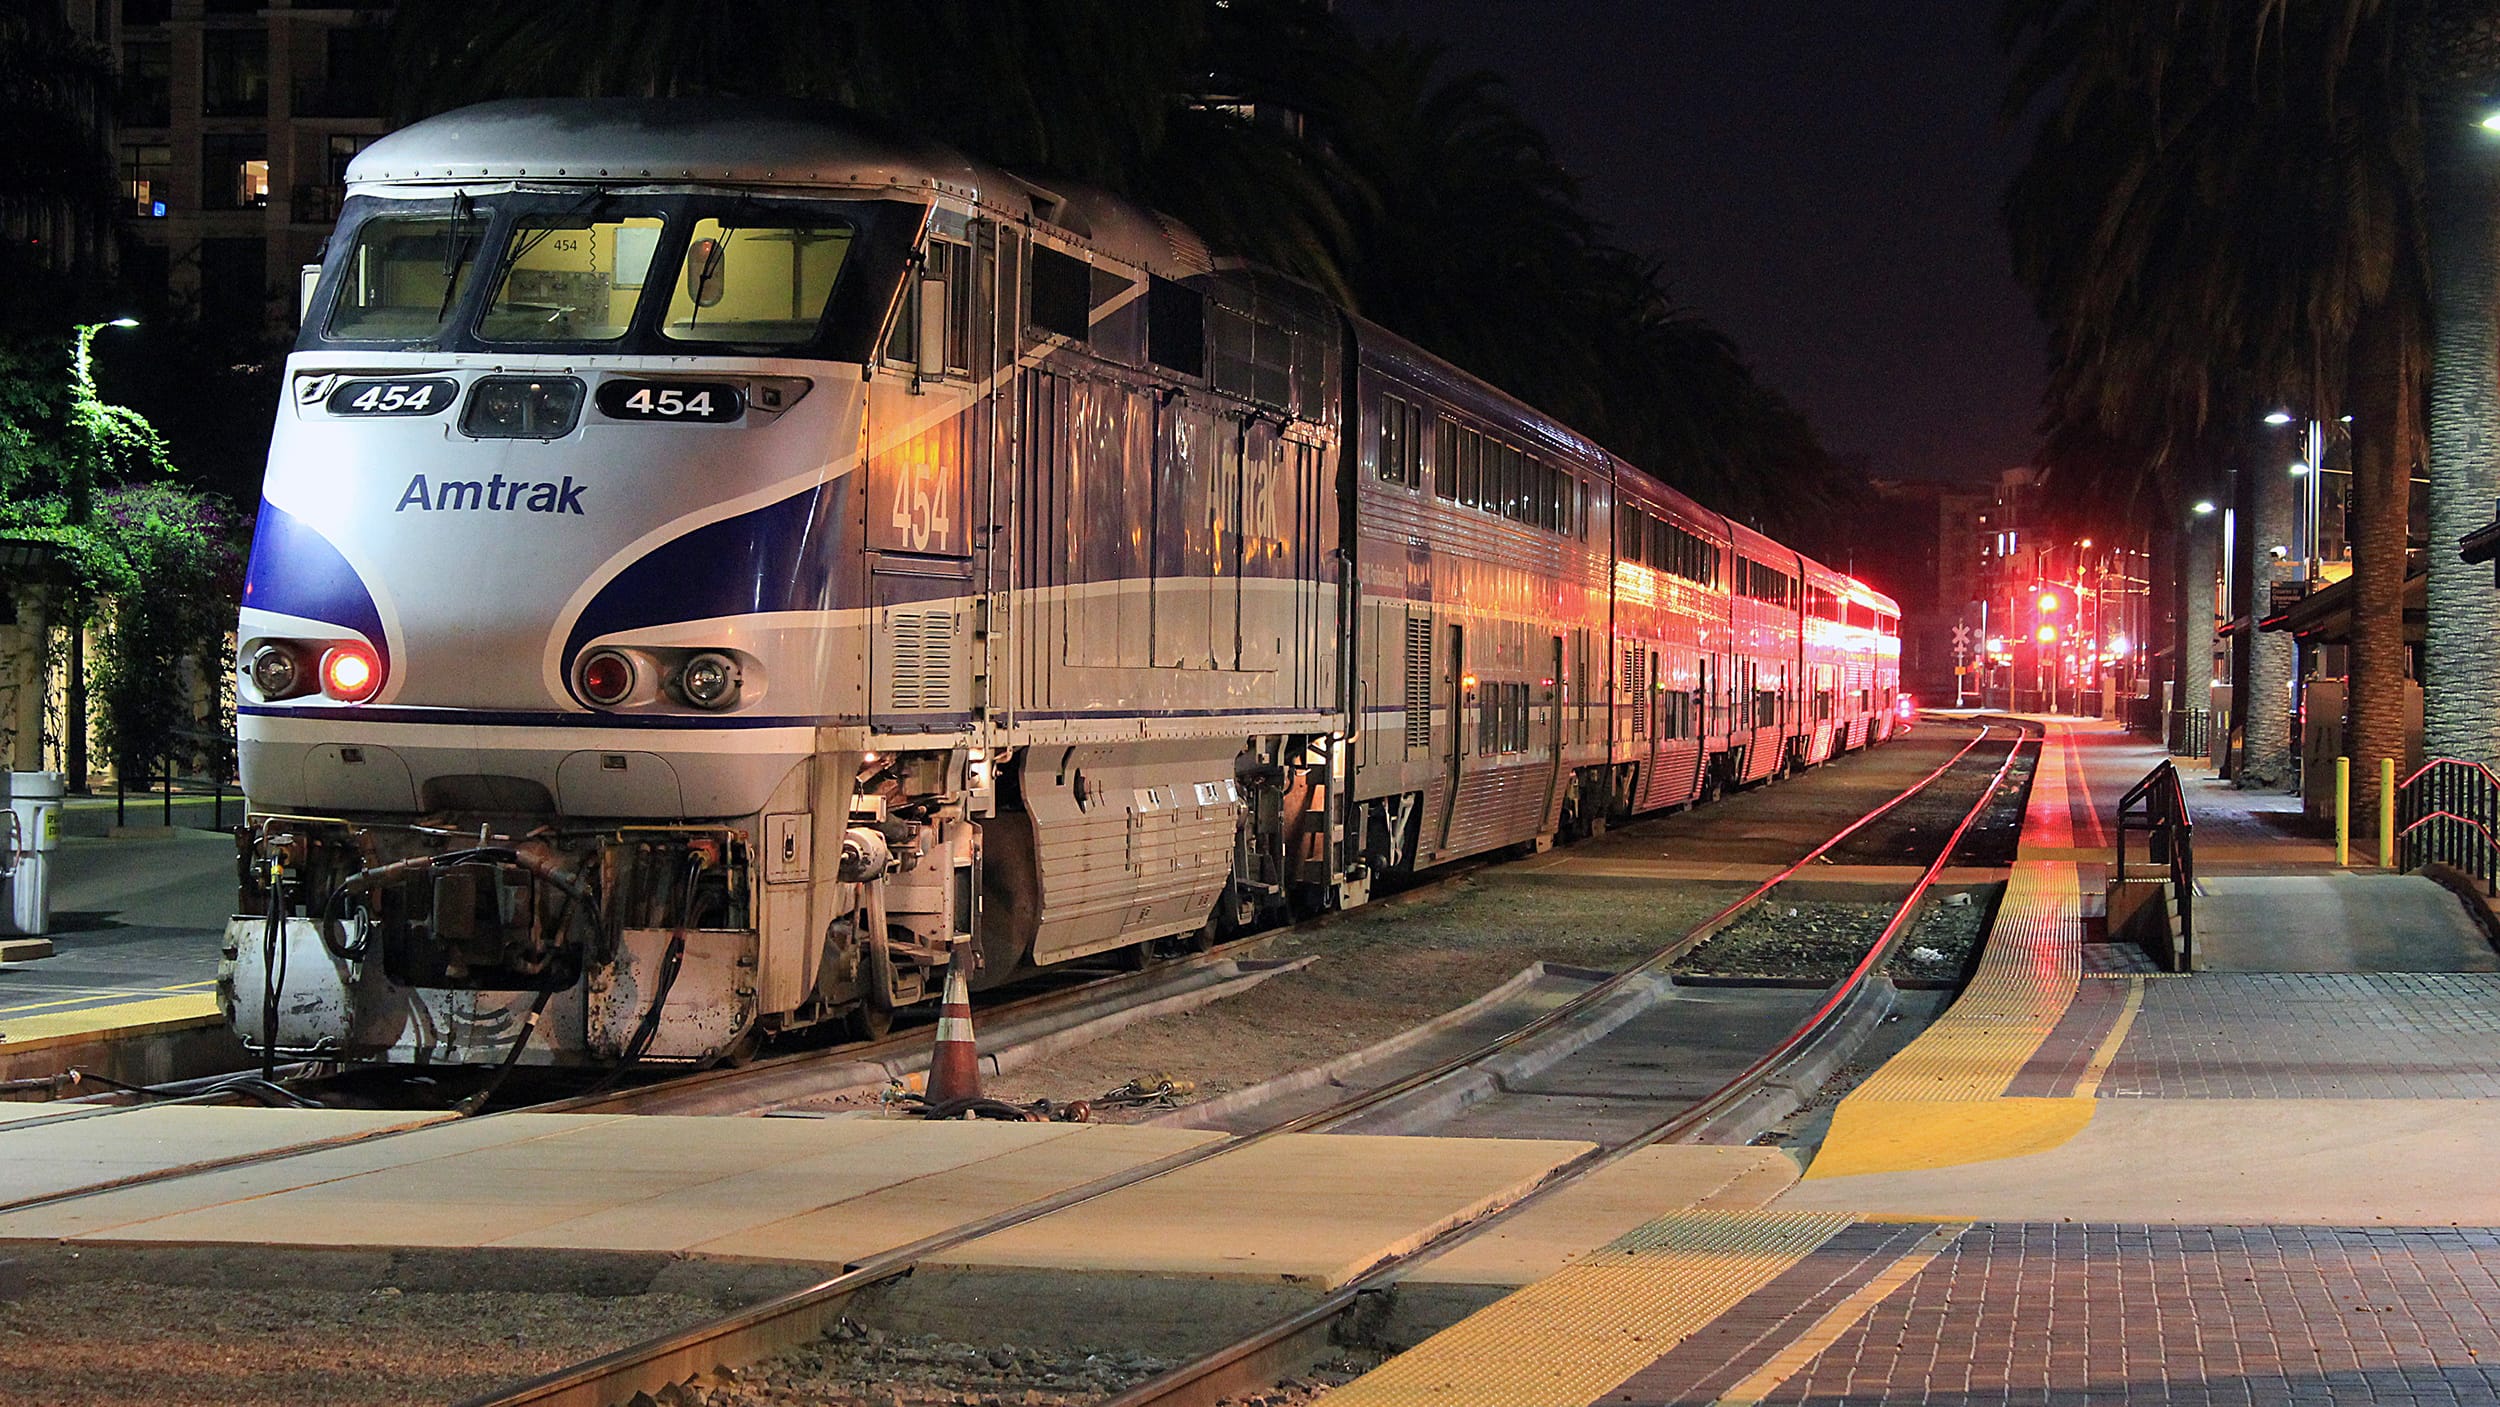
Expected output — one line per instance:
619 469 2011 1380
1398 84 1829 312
395 474 586 515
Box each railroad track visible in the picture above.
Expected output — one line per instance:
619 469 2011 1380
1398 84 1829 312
456 720 2034 1407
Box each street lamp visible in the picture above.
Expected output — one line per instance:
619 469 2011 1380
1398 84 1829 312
65 317 139 793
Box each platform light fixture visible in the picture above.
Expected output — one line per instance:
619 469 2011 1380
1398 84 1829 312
2264 410 2296 425
2193 500 2218 515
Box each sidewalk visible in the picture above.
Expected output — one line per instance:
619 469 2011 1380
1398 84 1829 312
1335 717 2500 1405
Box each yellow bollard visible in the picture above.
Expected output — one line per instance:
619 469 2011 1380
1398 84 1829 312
2379 756 2397 869
2336 756 2351 867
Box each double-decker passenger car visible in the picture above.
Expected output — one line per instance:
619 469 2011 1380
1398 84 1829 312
222 100 1898 1069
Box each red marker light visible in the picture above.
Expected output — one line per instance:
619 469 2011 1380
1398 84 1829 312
2036 624 2058 644
320 643 380 702
2038 592 2062 614
579 649 634 705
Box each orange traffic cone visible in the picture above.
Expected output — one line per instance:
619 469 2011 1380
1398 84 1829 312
925 937 982 1107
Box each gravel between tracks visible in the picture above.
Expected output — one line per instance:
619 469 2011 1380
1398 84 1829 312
969 876 1743 1120
0 1281 723 1407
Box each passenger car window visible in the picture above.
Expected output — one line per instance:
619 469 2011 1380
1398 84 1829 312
665 219 854 345
326 215 482 342
479 214 666 342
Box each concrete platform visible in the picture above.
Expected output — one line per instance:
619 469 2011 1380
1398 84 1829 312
933 1132 1588 1288
0 829 246 1092
0 1105 1607 1294
2194 873 2498 970
0 1104 449 1210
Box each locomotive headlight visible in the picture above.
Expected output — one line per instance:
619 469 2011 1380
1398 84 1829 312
320 643 381 702
579 649 635 706
247 644 300 699
676 651 741 709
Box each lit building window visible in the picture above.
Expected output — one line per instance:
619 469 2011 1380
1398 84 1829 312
238 157 270 208
121 142 169 218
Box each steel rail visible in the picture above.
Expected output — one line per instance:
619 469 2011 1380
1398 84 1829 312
1089 721 2035 1407
456 723 2017 1407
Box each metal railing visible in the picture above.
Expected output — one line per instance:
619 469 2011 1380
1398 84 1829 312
2168 707 2212 760
2397 758 2500 896
2117 759 2196 970
111 726 236 833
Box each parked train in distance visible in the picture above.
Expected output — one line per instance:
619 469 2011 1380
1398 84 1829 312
222 100 1903 1069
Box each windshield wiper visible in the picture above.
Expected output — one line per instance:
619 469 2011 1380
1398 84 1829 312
435 191 479 322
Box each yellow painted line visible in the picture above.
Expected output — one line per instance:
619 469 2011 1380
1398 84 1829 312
1325 1211 1848 1407
1713 1222 1967 1405
0 981 216 1018
2071 975 2144 1099
0 993 224 1055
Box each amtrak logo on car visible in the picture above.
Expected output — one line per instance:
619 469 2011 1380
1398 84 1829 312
395 474 586 515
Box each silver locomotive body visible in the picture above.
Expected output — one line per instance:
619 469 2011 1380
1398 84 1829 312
224 100 1348 1066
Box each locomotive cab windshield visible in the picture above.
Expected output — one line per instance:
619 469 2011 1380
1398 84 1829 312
309 191 912 361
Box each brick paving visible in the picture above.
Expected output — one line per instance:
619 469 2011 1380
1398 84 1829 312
1758 1224 2500 1406
1599 1222 1936 1404
2003 977 2135 1097
2100 974 2500 1099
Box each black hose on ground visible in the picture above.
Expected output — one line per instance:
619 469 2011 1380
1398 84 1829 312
455 984 555 1117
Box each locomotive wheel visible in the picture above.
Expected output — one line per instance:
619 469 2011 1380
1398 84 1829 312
844 1003 894 1041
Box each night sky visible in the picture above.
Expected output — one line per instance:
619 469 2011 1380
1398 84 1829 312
1346 0 2045 489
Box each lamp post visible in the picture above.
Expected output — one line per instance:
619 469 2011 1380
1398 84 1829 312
65 318 139 794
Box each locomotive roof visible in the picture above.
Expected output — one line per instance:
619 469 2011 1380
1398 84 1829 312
346 99 1212 278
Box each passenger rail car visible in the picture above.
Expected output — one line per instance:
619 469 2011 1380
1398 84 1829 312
220 100 1899 1069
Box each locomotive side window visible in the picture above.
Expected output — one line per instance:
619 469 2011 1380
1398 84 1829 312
1030 245 1091 342
1147 276 1205 376
479 212 666 342
665 219 855 346
326 215 483 342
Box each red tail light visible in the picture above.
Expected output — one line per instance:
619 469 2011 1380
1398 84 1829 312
1895 693 1917 719
579 649 634 705
321 643 381 702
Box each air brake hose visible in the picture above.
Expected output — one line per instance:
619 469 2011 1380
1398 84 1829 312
259 864 287 1083
456 984 555 1117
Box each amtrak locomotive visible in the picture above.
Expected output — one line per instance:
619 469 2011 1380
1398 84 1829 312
223 100 1902 1069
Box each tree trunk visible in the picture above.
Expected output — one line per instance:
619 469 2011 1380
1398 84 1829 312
2423 94 2500 766
2349 295 2420 832
2178 510 2220 757
2241 442 2302 788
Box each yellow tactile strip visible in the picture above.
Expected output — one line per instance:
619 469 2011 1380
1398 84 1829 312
1843 726 2083 1105
1800 727 2104 1179
1328 1211 1850 1407
1847 858 2082 1103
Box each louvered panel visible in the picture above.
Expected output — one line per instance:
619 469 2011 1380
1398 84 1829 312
1622 645 1647 741
886 609 956 711
1403 615 1433 750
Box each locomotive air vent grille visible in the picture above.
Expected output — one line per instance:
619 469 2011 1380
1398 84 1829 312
887 609 957 711
1623 646 1648 740
1403 616 1433 750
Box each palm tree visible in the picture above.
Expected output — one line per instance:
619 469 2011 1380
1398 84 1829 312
2002 0 2421 814
2417 2 2500 767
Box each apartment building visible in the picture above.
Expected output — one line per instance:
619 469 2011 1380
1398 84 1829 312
115 0 391 338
